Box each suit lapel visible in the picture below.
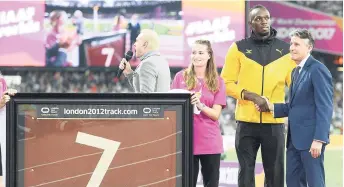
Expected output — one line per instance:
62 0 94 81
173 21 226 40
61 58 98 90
290 56 313 103
289 69 296 101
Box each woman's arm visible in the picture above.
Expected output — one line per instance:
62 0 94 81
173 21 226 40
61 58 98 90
197 101 222 121
191 78 227 121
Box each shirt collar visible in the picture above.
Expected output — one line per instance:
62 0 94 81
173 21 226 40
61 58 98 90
139 51 160 61
298 54 310 70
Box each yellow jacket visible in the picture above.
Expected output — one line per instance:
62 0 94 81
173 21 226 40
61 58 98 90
221 31 296 124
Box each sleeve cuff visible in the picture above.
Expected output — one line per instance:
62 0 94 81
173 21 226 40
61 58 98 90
125 71 135 78
240 89 245 99
314 139 326 144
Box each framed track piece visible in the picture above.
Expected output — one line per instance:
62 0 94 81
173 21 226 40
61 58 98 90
6 93 193 187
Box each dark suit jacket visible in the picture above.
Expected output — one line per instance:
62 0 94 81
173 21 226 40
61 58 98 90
46 43 67 67
274 55 333 150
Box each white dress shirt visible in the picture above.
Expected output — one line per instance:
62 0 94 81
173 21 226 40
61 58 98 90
297 53 310 73
271 54 310 115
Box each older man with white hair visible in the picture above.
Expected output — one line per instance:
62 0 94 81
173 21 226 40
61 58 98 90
263 29 333 187
119 29 171 93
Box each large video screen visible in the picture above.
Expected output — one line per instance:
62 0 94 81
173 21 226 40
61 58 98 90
43 2 129 68
182 0 246 67
0 0 246 68
0 1 45 67
81 32 126 67
248 1 343 56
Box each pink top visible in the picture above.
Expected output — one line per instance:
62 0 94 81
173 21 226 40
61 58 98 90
45 30 58 49
171 71 227 155
0 76 7 97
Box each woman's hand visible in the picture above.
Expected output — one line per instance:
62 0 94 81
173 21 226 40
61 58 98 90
0 94 10 108
4 88 17 96
0 89 17 108
191 92 201 105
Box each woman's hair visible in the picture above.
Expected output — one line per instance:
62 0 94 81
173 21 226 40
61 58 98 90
183 39 219 93
49 10 66 26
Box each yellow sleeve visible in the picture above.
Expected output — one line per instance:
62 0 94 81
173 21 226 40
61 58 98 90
285 57 297 87
220 42 245 100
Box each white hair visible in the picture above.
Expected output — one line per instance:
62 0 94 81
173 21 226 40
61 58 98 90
141 29 160 51
289 29 314 48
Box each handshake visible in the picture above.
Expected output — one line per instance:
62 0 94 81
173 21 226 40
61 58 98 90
243 91 273 112
254 96 274 112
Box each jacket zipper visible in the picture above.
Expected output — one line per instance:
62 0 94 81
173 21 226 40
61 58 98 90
255 46 265 124
260 67 265 124
254 38 274 124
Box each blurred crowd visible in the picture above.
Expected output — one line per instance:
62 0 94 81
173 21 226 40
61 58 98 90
13 71 132 94
6 70 343 135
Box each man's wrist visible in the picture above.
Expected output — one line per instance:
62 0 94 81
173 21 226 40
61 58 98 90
243 90 259 102
124 70 134 77
314 139 326 144
269 103 274 111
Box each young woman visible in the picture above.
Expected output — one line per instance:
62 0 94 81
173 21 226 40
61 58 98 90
0 73 17 186
171 40 226 187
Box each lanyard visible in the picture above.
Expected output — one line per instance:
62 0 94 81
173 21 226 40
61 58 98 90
195 78 205 96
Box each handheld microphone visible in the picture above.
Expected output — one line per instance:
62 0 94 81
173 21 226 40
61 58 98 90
117 50 133 78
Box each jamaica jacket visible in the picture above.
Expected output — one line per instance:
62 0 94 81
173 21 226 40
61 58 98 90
221 28 296 124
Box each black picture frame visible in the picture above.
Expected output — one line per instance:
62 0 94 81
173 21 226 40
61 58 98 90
6 93 193 187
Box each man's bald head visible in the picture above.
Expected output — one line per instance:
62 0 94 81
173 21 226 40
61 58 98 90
134 29 160 58
140 29 160 50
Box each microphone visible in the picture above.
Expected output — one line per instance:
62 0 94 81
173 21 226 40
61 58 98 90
117 50 133 78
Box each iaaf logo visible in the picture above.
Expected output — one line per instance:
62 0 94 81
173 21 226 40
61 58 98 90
41 107 59 115
184 16 231 36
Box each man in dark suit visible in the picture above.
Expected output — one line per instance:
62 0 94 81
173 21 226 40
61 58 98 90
260 29 333 187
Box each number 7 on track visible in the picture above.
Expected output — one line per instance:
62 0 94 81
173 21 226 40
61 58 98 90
76 132 121 187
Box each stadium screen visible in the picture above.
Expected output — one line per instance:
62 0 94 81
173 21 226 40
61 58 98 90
0 0 246 69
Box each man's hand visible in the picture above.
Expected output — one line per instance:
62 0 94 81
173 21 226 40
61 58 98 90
261 96 273 111
254 97 274 112
309 140 323 158
255 97 270 112
254 96 274 112
119 58 133 75
243 91 270 112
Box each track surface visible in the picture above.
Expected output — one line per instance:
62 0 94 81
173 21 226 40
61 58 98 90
18 111 180 187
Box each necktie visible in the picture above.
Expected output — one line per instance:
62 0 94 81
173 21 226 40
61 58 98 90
291 66 301 94
293 66 301 83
